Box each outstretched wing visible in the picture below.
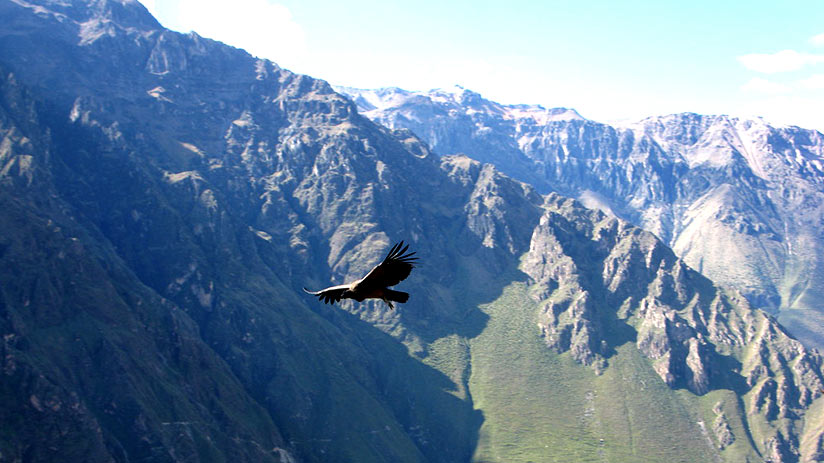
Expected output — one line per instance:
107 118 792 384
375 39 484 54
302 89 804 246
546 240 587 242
359 241 419 290
303 284 349 304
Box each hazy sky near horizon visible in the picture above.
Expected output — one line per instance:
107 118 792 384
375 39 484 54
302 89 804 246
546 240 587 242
139 0 824 131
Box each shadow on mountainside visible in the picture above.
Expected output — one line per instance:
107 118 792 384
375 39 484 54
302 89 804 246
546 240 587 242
311 300 485 462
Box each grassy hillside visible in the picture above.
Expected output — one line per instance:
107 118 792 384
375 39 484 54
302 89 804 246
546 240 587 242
463 282 719 462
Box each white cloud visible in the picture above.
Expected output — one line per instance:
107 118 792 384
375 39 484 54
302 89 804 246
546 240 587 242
737 49 824 73
811 33 824 47
800 74 824 89
158 0 306 68
741 77 791 94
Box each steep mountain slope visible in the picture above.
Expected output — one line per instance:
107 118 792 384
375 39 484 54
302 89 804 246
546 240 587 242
0 62 290 462
0 1 482 461
2 1 824 462
337 86 824 350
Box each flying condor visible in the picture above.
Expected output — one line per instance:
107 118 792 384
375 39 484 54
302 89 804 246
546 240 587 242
304 241 418 309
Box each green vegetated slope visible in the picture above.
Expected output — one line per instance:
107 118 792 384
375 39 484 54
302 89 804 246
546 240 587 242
468 283 715 463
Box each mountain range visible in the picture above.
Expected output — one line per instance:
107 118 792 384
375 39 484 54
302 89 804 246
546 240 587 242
1 1 824 462
337 85 824 351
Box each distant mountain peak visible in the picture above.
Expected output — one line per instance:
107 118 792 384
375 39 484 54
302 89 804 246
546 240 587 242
432 83 470 95
428 84 478 102
336 85 586 125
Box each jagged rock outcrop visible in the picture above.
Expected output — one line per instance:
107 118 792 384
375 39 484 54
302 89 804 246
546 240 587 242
522 194 824 461
712 402 736 450
522 205 606 369
338 86 824 350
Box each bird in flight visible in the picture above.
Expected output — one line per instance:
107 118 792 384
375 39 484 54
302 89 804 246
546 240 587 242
304 241 418 309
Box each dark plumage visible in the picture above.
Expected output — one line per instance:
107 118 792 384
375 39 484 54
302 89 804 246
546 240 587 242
304 241 418 309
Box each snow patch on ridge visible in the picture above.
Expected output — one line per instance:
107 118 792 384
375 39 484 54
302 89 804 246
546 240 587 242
336 85 585 126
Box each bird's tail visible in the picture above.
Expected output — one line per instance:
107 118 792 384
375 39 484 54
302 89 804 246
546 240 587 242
382 289 409 309
385 289 409 303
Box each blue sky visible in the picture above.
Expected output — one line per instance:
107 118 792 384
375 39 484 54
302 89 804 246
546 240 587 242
140 0 824 131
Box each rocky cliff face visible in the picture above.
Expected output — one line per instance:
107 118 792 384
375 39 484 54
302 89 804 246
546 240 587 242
521 194 824 461
338 86 824 350
0 1 482 461
2 1 824 462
